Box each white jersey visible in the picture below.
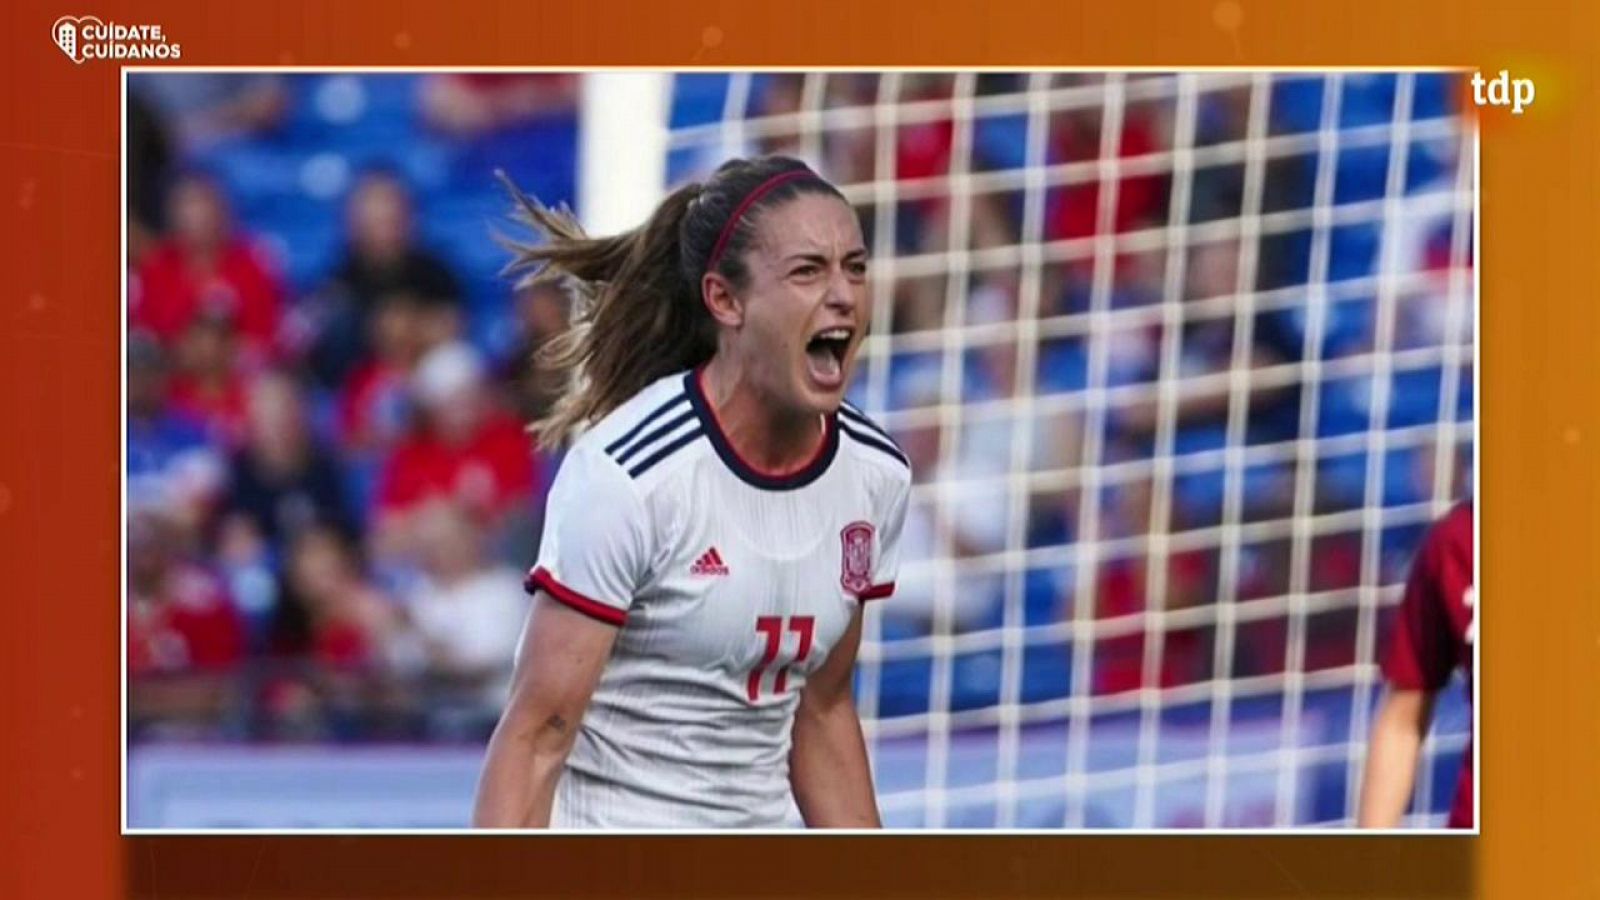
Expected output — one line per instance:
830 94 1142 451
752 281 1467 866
524 367 911 828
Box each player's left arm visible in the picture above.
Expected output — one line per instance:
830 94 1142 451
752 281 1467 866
790 605 881 828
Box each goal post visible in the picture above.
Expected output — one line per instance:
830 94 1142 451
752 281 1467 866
578 72 670 235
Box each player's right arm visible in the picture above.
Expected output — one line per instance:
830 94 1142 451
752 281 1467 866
472 441 648 828
473 593 616 828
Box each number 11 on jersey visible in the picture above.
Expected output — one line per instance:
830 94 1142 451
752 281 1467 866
747 616 814 701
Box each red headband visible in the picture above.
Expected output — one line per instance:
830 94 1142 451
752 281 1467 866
704 169 815 275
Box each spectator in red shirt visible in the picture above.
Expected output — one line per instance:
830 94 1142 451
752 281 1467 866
378 340 535 516
1046 104 1165 241
895 75 957 182
1091 550 1216 695
891 75 1021 257
131 170 285 366
1074 478 1217 695
260 524 419 741
127 330 212 480
165 310 252 448
1359 501 1475 828
337 294 431 454
375 341 538 547
127 505 246 677
271 524 407 672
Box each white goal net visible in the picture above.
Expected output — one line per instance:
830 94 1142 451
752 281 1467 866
590 70 1476 829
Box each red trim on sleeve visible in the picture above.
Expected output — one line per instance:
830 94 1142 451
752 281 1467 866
525 566 628 627
858 582 896 602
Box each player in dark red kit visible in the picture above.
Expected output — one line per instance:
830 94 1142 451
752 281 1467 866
1358 501 1475 828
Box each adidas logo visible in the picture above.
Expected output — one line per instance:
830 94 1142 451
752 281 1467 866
690 547 730 577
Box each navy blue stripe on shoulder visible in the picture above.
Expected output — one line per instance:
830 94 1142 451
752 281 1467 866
604 392 690 456
838 419 910 469
613 408 697 465
626 426 705 478
840 403 900 445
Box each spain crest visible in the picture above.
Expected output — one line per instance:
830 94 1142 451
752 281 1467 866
840 521 875 596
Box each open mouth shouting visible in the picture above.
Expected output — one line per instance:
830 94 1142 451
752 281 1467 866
803 325 855 390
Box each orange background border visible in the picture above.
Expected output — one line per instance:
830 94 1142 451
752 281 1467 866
2 0 1596 897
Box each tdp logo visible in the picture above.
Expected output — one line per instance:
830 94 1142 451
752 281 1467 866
52 15 181 64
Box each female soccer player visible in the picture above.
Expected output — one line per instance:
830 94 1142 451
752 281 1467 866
1358 500 1475 828
473 156 910 828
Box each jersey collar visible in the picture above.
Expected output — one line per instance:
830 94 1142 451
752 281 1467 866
684 367 840 491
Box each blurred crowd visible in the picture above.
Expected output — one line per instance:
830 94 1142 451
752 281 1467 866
126 72 1473 742
127 74 574 742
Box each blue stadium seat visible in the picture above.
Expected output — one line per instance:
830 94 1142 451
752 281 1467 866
1386 366 1444 428
1269 75 1325 135
468 305 521 367
1456 367 1474 421
951 650 1004 712
1382 446 1425 507
200 141 305 211
1411 73 1455 121
669 73 730 129
1405 139 1450 193
1338 74 1398 129
976 114 1031 171
253 215 341 294
1035 339 1088 395
1315 451 1369 509
1316 375 1372 437
1333 145 1391 205
874 655 934 718
1024 567 1069 626
1020 641 1074 703
1172 424 1229 456
1173 467 1227 526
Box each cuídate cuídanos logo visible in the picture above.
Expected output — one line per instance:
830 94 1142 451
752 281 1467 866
52 15 181 64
